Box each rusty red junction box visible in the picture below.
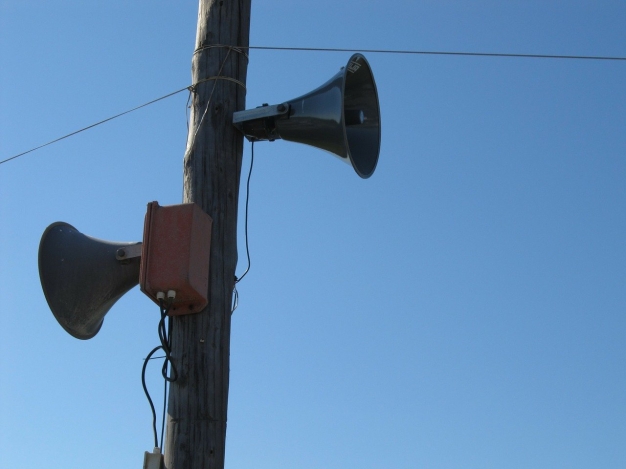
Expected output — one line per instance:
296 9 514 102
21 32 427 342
140 201 212 315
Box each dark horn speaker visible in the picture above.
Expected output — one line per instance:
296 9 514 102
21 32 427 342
233 53 381 178
38 222 141 339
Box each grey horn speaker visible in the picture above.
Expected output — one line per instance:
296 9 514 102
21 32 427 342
233 53 381 178
38 222 141 340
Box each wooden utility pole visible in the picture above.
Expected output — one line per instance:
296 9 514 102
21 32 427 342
164 1 251 468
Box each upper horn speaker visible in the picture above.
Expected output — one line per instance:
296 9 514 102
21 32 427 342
38 222 141 339
233 53 381 178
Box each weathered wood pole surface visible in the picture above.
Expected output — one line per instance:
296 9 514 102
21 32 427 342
164 1 251 468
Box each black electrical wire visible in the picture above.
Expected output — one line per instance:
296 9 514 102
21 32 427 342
142 299 178 451
145 355 166 361
142 344 164 449
235 141 254 285
158 299 178 382
157 299 176 450
160 361 168 451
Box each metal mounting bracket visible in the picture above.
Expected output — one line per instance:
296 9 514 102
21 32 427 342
116 243 143 261
232 103 290 141
233 102 290 126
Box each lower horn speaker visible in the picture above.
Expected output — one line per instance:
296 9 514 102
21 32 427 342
38 222 141 339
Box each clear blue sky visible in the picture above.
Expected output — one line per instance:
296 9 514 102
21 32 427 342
1 1 625 468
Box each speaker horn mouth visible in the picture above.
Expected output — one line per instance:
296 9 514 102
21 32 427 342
341 54 381 178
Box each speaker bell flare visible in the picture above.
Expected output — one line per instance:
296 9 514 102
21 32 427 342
233 53 381 178
38 222 141 340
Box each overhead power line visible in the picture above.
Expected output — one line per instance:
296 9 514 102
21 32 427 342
244 46 626 61
1 46 624 166
0 86 190 166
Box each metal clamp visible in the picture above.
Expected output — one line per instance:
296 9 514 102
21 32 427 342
233 102 290 126
116 243 143 261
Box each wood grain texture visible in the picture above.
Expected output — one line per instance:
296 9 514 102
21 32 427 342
164 1 251 468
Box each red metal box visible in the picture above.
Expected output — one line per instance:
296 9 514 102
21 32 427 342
140 201 212 315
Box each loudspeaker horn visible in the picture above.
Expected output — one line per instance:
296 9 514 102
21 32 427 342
233 53 381 178
38 222 141 340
